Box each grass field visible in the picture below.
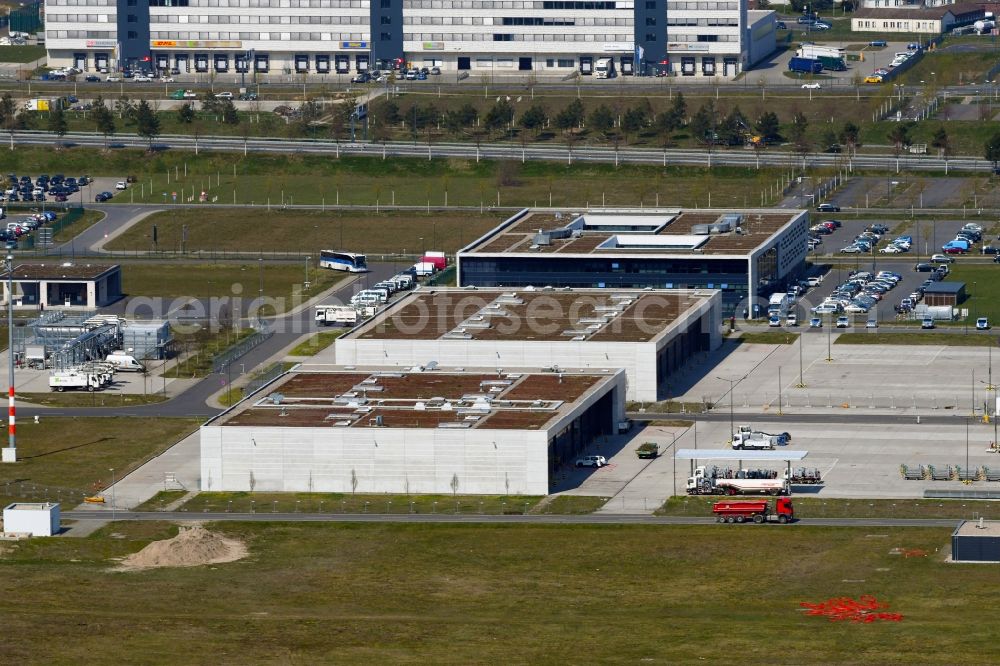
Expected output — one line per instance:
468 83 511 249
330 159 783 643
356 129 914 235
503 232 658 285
176 491 543 515
741 331 800 344
106 208 505 255
111 156 779 210
165 327 258 379
836 332 997 346
3 521 1000 663
658 496 1000 520
0 417 198 504
18 393 168 408
51 208 105 243
947 265 1000 326
0 45 45 63
287 330 345 357
121 262 345 306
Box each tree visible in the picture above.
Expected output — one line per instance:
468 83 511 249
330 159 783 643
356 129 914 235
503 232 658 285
839 121 861 155
755 111 781 143
135 99 160 149
689 100 716 145
719 106 748 146
588 104 614 137
787 111 809 145
381 99 400 125
931 125 950 157
47 103 68 144
220 99 239 125
176 102 195 124
92 97 116 149
554 99 585 133
984 132 1000 170
201 92 220 115
0 92 15 129
668 92 687 127
484 99 514 134
621 106 648 143
114 95 136 121
888 121 913 156
820 127 839 153
519 104 547 135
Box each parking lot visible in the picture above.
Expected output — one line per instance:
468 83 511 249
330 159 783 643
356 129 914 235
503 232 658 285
557 417 1000 511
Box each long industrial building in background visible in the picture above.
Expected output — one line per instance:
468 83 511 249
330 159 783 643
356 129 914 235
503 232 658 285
43 0 776 78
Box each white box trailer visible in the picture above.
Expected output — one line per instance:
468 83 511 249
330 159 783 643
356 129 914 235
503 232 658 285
315 305 359 326
49 370 101 391
798 43 845 59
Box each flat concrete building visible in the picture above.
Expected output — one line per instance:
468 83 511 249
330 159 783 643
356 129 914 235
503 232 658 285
923 281 965 307
44 0 776 78
0 263 123 310
334 287 721 401
457 208 808 317
201 367 626 495
952 520 1000 562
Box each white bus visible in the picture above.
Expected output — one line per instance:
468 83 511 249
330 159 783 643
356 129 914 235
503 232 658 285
320 250 368 273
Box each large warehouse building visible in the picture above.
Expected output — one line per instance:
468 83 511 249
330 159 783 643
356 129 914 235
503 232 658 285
44 0 776 78
457 208 809 317
333 287 721 401
201 367 626 495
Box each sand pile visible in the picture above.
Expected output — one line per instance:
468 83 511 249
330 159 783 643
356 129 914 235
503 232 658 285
119 525 247 570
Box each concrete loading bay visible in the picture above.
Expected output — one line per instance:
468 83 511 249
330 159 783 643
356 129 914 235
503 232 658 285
555 419 1000 512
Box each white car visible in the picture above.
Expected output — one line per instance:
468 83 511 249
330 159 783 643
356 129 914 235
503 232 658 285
133 75 152 82
840 246 863 254
159 76 175 83
575 455 608 468
214 91 234 99
115 181 128 190
802 83 821 89
106 76 121 82
879 245 903 254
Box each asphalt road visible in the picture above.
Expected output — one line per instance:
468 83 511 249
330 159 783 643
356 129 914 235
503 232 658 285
17 261 398 417
9 130 999 174
630 411 974 426
65 508 960 527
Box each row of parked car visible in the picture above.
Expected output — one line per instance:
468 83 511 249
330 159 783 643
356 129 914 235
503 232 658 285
940 222 985 254
837 224 896 254
351 66 441 84
864 45 920 84
2 174 91 204
811 270 905 317
0 211 59 247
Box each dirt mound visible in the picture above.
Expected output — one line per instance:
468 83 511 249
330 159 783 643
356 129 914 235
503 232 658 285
119 525 247 570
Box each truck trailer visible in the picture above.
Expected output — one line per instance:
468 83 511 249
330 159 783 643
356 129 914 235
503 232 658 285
315 304 359 326
730 424 790 450
687 466 789 496
788 57 823 75
712 497 795 524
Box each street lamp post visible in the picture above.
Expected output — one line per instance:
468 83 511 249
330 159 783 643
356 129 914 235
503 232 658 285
826 313 832 362
3 254 15 463
304 256 311 290
109 467 116 520
716 375 745 443
797 331 806 387
258 257 263 301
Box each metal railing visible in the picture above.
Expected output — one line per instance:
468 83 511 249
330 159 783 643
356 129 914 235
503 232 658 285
212 328 274 373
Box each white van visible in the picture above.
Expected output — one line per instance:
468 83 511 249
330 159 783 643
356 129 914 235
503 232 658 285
105 352 146 372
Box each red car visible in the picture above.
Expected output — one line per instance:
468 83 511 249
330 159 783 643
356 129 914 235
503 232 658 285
943 246 967 254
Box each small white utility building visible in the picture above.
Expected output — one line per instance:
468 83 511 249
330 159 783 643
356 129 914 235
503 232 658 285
3 502 61 536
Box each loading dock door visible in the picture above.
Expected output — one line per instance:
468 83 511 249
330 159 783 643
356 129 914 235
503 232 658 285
95 53 109 70
254 54 269 73
335 55 349 73
518 57 532 71
74 53 87 70
176 54 189 73
155 53 168 71
316 55 330 73
195 54 209 72
580 56 593 74
356 55 369 71
235 54 248 72
214 54 229 72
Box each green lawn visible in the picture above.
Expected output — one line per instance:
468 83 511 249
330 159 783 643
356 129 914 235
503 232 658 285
178 491 543 515
121 262 345 306
741 331 800 344
899 51 1000 87
0 45 45 63
287 330 345 357
0 417 198 503
948 264 1000 326
18 393 168 408
1 521 999 662
836 332 997 346
658 496 1000 520
106 209 504 255
51 208 105 243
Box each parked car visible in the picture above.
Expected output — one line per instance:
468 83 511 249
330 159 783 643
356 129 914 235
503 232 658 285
575 455 607 468
914 263 934 272
115 181 128 190
836 316 850 328
922 318 935 329
802 82 821 89
214 91 234 99
94 191 113 202
809 317 822 328
351 72 371 83
84 75 100 82
133 75 152 82
817 203 840 212
930 254 954 263
978 317 991 331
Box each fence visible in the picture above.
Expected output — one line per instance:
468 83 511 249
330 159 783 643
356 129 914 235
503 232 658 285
9 1 42 35
242 362 286 397
211 328 274 373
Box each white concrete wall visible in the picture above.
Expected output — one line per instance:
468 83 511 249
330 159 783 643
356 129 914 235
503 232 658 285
201 426 550 495
3 503 60 536
336 338 652 399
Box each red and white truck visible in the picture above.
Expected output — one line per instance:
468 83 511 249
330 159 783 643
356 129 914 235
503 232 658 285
712 497 795 524
420 251 448 271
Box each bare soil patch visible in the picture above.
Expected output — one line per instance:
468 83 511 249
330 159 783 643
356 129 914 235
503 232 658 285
118 525 247 571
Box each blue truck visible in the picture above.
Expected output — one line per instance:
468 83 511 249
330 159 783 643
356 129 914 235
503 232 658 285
788 57 824 75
